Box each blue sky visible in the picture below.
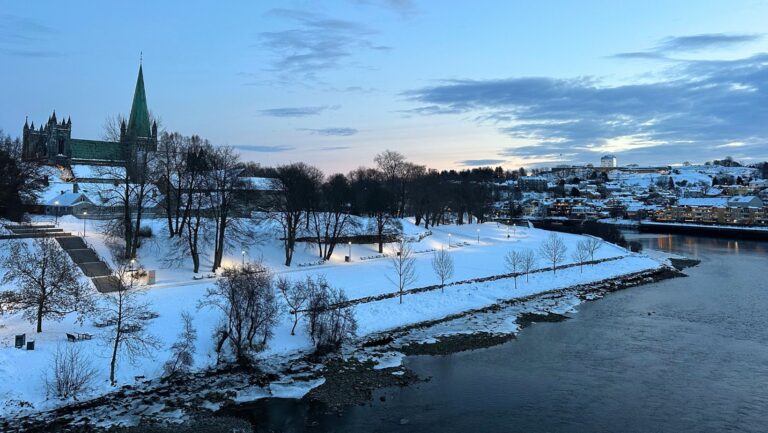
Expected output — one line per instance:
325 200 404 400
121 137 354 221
1 0 767 172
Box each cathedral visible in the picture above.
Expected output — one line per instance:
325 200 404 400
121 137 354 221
21 64 158 178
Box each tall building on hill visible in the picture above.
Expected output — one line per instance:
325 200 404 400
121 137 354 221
21 63 158 179
600 154 617 168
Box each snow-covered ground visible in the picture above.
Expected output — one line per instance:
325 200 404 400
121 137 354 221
0 216 663 417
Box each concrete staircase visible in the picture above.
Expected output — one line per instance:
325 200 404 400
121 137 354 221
2 224 120 293
2 224 72 239
54 236 120 293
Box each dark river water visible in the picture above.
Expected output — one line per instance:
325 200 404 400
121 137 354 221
231 234 768 432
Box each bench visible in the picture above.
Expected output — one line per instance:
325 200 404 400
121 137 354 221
66 333 93 342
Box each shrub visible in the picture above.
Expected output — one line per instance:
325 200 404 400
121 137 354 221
45 344 97 400
137 225 153 238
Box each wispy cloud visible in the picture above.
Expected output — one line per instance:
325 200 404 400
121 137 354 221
405 53 768 165
256 8 389 81
458 159 507 166
298 127 359 136
258 105 339 117
233 144 295 152
612 33 762 59
0 14 63 58
657 33 762 52
318 145 352 151
352 0 417 17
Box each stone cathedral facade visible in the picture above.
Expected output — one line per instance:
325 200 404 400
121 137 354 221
21 64 158 178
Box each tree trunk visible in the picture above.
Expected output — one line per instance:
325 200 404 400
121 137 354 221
36 301 44 333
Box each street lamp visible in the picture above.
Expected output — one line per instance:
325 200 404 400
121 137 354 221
129 259 137 287
241 250 246 267
507 224 510 238
54 200 59 226
348 241 352 262
476 228 480 244
447 233 452 249
82 211 87 237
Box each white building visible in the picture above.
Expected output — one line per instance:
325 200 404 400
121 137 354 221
601 155 617 168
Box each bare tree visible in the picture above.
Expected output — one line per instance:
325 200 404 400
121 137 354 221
313 287 356 352
95 154 157 260
45 344 97 400
521 249 537 282
155 132 190 238
310 173 356 260
163 312 198 377
199 262 279 365
388 238 417 304
94 262 160 385
504 250 524 289
270 163 323 266
206 145 243 271
583 237 603 263
431 248 454 293
276 276 311 336
539 232 568 275
303 277 356 352
1 238 92 332
573 240 591 273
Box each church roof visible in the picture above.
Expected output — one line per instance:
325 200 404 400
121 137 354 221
127 65 151 138
70 139 125 162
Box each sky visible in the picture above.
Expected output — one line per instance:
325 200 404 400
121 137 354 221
1 0 767 173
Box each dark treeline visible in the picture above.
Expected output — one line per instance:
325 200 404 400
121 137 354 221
142 137 505 269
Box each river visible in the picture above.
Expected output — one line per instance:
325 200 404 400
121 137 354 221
228 233 768 432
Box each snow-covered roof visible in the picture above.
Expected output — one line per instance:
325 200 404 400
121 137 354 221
46 192 93 207
239 176 280 191
728 195 753 203
70 164 125 180
677 198 728 207
705 187 723 196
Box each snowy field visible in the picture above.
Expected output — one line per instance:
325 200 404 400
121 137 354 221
0 217 662 416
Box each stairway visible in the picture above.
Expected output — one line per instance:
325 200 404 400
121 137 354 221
54 236 121 293
2 224 120 293
2 224 72 239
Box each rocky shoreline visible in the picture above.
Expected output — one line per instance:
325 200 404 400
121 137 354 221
2 259 696 433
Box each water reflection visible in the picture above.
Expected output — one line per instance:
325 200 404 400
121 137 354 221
627 231 766 257
228 233 768 433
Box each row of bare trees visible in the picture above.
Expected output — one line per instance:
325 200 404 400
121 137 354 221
505 234 604 289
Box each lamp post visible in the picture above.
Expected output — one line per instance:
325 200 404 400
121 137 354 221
129 259 137 288
476 228 480 244
447 233 451 249
82 211 87 237
54 200 59 226
241 250 246 267
348 241 352 262
507 224 510 238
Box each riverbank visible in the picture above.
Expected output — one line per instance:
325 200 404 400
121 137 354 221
639 221 768 240
2 251 689 433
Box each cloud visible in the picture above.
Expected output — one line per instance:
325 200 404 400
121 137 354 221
258 105 339 117
233 144 295 152
613 33 762 60
318 145 352 151
458 159 507 166
298 127 359 136
352 0 417 17
657 33 762 52
405 53 768 165
256 8 389 80
0 14 63 57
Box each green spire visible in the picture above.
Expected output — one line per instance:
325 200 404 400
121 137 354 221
127 64 151 138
